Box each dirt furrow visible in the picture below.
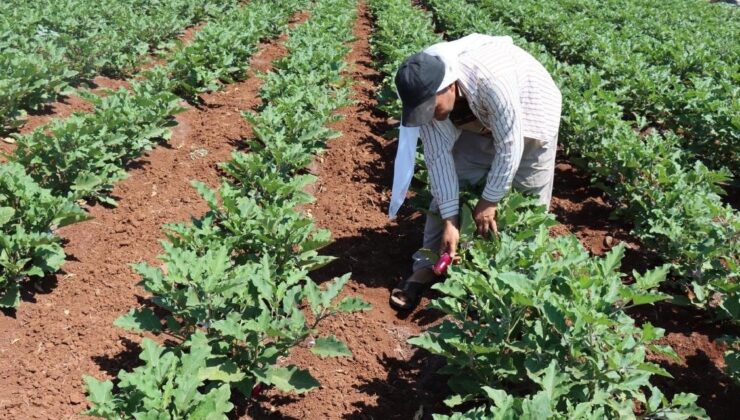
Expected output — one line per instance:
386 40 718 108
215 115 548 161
0 15 305 419
251 3 447 418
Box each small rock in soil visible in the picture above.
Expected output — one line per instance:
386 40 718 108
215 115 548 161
604 235 615 248
69 393 84 405
2 137 16 144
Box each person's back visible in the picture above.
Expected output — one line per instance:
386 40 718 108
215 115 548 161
454 38 561 145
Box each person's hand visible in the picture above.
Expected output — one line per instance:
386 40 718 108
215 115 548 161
473 198 498 237
440 217 460 257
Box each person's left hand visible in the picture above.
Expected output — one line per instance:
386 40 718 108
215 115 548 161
473 198 498 237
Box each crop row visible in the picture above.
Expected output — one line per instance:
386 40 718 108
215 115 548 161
0 0 306 308
543 0 740 82
368 0 709 417
415 0 739 322
84 0 369 417
427 0 740 387
0 0 241 133
470 0 739 174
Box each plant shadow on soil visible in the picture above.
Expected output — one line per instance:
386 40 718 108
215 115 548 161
233 395 302 420
347 350 450 419
654 352 738 420
91 336 146 378
88 295 179 374
1 267 73 317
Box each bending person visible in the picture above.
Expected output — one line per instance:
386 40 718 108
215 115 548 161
388 34 562 311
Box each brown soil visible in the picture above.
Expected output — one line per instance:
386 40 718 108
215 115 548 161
0 18 302 419
549 160 657 273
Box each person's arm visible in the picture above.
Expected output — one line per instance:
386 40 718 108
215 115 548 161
419 118 460 220
478 75 524 204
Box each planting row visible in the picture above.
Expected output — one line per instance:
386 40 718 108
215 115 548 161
0 0 306 308
367 1 706 417
0 0 240 132
427 0 740 388
470 0 739 174
368 0 737 319
84 0 370 417
555 0 740 79
417 0 739 323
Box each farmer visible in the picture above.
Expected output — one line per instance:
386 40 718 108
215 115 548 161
388 34 562 311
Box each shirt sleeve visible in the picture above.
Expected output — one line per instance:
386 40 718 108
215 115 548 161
419 118 461 219
477 73 524 203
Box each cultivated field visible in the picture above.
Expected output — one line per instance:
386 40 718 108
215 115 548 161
1 0 738 418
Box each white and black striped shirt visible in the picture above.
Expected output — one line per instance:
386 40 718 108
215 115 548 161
420 37 562 219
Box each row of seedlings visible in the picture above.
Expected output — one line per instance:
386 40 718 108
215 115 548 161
0 0 308 308
420 0 739 323
470 0 739 173
422 0 740 385
84 0 370 418
368 0 707 417
0 0 241 132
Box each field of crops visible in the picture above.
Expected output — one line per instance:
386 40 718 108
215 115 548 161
0 0 737 418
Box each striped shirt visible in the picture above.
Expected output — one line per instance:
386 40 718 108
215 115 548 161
420 36 562 219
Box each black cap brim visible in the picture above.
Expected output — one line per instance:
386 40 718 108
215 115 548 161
401 95 436 127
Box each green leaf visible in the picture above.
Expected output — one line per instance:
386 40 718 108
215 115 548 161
543 302 567 333
631 292 669 306
311 335 352 358
304 280 322 315
497 272 532 294
523 390 553 418
0 207 15 225
720 294 740 320
114 308 162 333
321 274 349 307
193 181 219 209
443 394 465 408
600 243 625 274
460 203 475 237
257 365 319 393
649 344 681 363
633 264 669 290
83 376 116 417
434 278 467 299
335 296 372 313
71 173 103 194
529 360 570 401
0 283 21 308
481 387 515 409
637 363 672 378
408 331 445 353
189 384 233 419
692 281 707 303
211 314 247 341
199 360 246 383
139 338 165 365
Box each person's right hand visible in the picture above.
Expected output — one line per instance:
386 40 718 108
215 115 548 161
440 218 460 257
